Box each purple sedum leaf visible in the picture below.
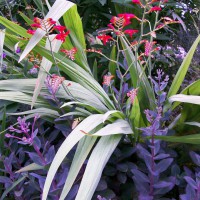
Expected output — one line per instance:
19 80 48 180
27 152 44 166
184 176 197 190
132 169 150 183
155 158 173 173
190 151 200 167
154 153 170 160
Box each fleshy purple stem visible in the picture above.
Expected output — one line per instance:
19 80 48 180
149 128 155 196
33 144 46 165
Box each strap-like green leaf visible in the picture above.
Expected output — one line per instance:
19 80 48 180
155 134 200 144
16 163 44 173
119 36 155 112
42 114 105 200
75 135 121 200
169 94 200 105
59 136 97 200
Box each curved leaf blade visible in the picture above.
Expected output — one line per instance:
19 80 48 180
75 135 121 200
42 114 104 200
167 34 200 97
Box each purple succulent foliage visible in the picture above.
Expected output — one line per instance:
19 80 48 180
132 70 176 198
2 115 75 199
180 151 200 200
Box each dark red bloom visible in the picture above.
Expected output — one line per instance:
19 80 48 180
149 6 162 12
55 30 70 43
31 23 41 28
97 35 113 45
31 17 56 30
124 29 139 38
53 25 66 32
33 17 41 24
118 13 136 26
47 18 56 25
27 29 36 35
132 0 141 4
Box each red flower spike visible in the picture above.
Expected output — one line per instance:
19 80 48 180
127 88 138 104
103 75 114 86
118 13 136 25
149 6 162 12
132 0 144 7
107 23 115 30
132 0 141 4
60 47 77 60
30 17 56 31
118 13 135 20
55 30 70 43
144 41 156 56
31 23 41 28
150 0 160 3
27 29 36 35
53 25 66 32
124 29 139 38
33 17 41 24
47 18 56 25
110 16 127 28
97 35 113 45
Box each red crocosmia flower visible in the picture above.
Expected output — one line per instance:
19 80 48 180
149 6 162 12
110 16 127 28
124 29 139 38
55 30 70 43
53 25 66 32
107 23 115 30
31 17 56 30
151 0 160 2
132 0 141 4
118 13 136 26
60 47 77 60
47 18 56 25
31 23 41 28
33 17 41 24
27 29 36 35
97 35 113 45
118 13 135 20
103 75 114 86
